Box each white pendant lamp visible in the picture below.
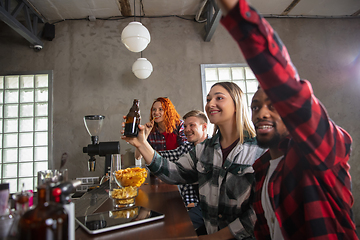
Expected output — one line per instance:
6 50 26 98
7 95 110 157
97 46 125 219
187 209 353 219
121 22 151 53
132 58 153 79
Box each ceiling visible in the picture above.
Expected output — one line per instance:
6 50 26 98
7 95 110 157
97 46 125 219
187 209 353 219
28 0 360 22
1 0 359 49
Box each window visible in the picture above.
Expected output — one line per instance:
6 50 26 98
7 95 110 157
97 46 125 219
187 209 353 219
0 72 53 193
200 64 258 136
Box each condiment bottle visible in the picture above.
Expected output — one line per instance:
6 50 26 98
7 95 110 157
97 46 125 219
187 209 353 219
17 183 69 240
124 99 141 137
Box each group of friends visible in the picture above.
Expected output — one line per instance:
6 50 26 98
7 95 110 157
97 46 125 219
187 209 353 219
122 0 358 239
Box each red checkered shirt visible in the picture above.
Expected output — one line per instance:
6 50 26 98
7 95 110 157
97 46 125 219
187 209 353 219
147 120 187 151
221 1 357 239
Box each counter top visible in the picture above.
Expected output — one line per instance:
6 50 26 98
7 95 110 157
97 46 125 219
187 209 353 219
75 175 198 239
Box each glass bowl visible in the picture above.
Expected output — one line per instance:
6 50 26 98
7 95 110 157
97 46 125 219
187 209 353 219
110 186 138 208
112 167 148 188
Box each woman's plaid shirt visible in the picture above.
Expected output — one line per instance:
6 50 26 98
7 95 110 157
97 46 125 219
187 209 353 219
147 133 266 239
159 142 200 206
147 120 187 151
221 1 357 239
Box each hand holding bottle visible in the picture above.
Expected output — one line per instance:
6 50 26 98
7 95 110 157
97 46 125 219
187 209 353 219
121 118 155 165
123 114 153 162
121 117 147 148
121 99 155 165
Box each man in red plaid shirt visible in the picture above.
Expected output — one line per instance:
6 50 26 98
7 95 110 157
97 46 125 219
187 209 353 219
218 0 357 239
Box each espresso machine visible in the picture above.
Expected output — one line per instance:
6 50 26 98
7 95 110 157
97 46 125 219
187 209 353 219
82 115 120 175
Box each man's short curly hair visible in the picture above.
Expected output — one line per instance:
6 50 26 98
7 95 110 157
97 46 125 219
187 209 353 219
150 97 181 133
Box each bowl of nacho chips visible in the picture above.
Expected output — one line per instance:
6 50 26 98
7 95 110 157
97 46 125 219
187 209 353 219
113 167 148 188
110 186 138 208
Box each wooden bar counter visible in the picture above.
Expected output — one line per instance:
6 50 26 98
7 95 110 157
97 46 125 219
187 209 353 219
75 175 198 239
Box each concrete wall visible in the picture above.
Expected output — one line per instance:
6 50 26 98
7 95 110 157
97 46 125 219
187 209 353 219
1 16 360 224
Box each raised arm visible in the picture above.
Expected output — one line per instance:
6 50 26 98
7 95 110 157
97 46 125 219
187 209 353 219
122 122 198 184
176 120 187 146
122 123 155 165
134 119 155 160
159 142 194 162
220 0 352 169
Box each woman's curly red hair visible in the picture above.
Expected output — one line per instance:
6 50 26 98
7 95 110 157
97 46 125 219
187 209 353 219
150 97 181 133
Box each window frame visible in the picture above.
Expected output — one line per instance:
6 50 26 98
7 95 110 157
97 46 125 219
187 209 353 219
0 70 53 193
201 63 255 107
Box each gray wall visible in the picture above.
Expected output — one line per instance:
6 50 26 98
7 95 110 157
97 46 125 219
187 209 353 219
1 16 360 224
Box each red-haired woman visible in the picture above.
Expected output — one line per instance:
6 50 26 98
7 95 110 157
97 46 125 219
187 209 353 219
135 97 187 160
147 97 187 151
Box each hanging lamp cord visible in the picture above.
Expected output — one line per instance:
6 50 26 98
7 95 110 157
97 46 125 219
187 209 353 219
139 0 142 23
140 0 143 58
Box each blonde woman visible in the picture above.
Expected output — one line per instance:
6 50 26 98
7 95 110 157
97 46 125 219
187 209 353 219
122 82 266 240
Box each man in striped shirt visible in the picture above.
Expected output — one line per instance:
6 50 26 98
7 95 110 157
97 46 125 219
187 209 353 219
218 0 357 239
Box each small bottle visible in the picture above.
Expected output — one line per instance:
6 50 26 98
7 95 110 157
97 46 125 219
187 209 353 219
17 184 69 240
124 99 141 137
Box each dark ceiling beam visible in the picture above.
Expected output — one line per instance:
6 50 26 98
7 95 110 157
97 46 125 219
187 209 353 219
281 0 302 16
12 1 24 18
119 0 132 17
0 0 44 47
204 0 222 42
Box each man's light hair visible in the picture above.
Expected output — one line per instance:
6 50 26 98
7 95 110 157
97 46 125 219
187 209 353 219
183 110 208 124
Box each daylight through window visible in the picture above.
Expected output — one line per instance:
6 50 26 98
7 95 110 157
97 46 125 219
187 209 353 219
0 72 52 193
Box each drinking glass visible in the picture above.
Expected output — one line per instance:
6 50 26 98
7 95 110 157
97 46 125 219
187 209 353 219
109 154 138 208
109 154 122 197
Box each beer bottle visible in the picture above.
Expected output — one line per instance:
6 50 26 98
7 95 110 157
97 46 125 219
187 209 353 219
124 99 141 137
17 184 69 240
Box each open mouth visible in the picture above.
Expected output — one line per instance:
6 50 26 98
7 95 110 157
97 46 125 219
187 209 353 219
185 133 193 138
256 123 274 134
209 109 220 115
257 125 273 129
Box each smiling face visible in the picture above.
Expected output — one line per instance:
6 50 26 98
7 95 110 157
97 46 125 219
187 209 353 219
205 85 236 127
251 88 289 149
151 101 164 123
184 116 207 145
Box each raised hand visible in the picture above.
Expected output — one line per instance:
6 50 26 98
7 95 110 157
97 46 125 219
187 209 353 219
215 0 238 15
144 118 155 139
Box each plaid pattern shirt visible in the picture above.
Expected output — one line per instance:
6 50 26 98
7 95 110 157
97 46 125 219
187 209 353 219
221 1 357 239
147 120 187 151
159 142 200 206
148 132 266 239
